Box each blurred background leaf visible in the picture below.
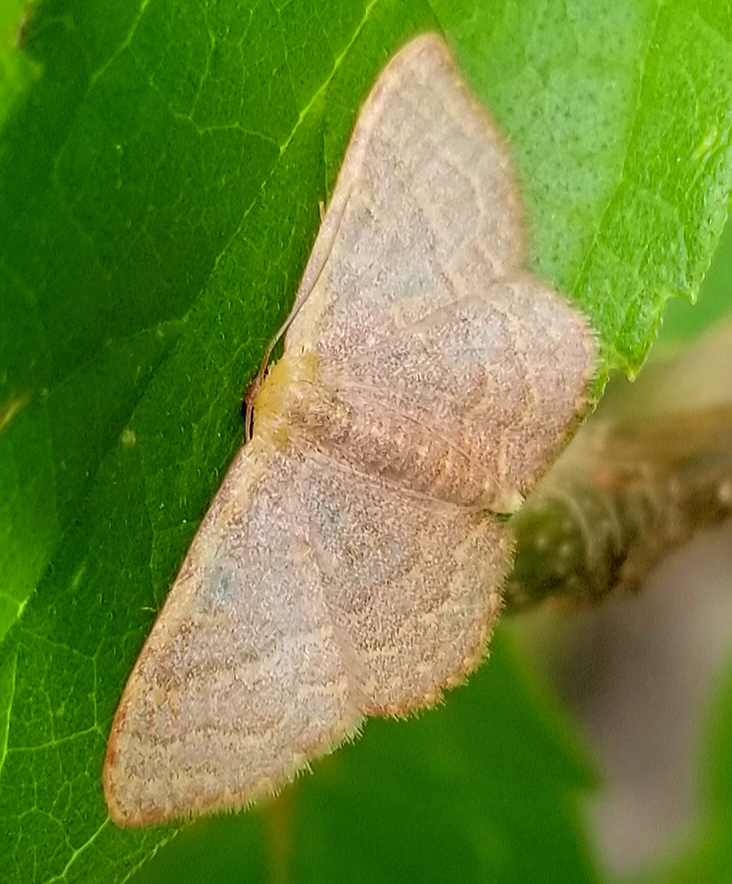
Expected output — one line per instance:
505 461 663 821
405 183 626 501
626 645 732 884
659 212 732 343
1 0 731 882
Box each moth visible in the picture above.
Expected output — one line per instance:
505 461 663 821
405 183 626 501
104 33 595 826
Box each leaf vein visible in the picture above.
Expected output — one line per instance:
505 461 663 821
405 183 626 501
0 650 19 778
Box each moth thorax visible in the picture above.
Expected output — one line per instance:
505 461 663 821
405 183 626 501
253 350 323 449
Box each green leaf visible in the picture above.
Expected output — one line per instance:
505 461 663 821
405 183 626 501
1 0 731 881
436 0 732 371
